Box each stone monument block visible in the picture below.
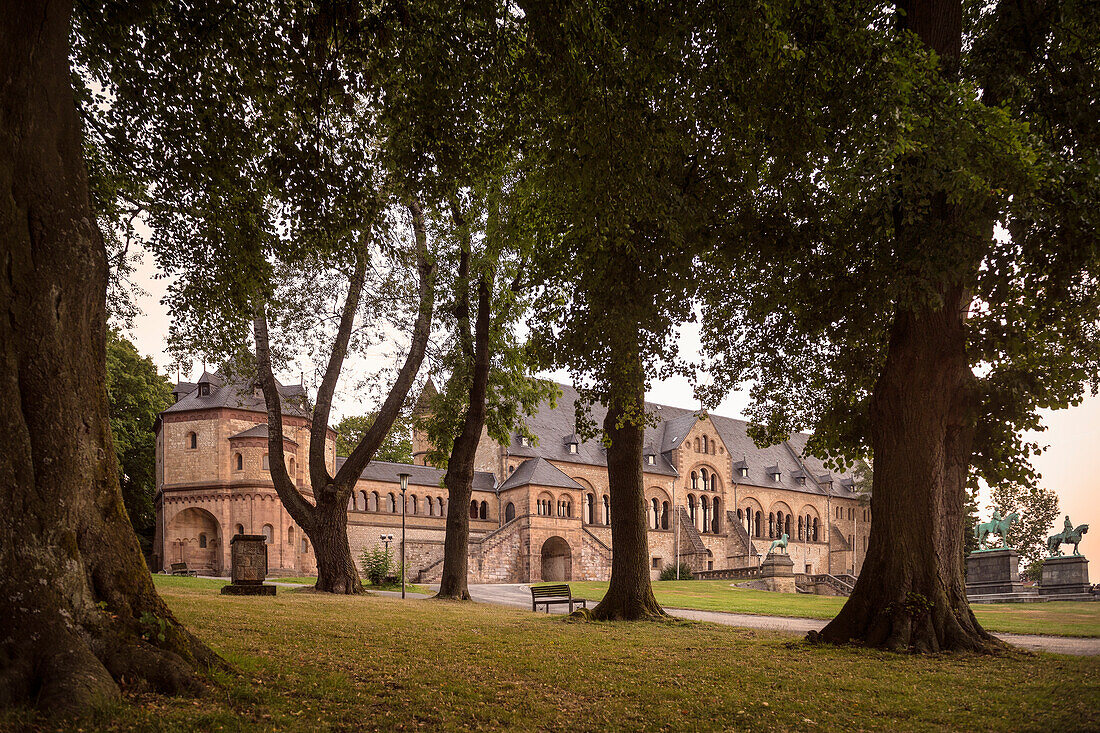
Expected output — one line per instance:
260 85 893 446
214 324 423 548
221 534 276 596
965 548 1029 597
1039 555 1090 596
759 553 796 594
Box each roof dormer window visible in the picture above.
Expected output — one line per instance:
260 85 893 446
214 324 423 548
739 467 749 478
568 442 578 454
646 454 655 466
198 383 210 397
796 476 806 486
733 459 749 479
766 465 781 482
519 435 529 447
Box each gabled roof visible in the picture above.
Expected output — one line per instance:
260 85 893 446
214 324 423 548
335 457 496 492
164 372 311 418
497 457 584 492
502 382 862 498
229 424 298 445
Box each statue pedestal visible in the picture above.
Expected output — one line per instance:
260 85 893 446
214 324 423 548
1040 555 1091 597
966 549 1036 602
760 553 795 594
220 534 277 597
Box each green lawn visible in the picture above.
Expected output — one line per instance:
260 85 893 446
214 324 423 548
6 575 1093 731
167 574 430 595
559 580 1100 638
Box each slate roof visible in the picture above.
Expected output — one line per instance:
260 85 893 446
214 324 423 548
229 424 298 445
165 372 311 418
503 382 861 499
497 457 585 492
335 457 496 492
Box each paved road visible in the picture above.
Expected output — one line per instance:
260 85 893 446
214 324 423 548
452 583 1099 656
208 577 1098 656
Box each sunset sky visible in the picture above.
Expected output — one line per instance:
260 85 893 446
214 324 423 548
125 247 1097 580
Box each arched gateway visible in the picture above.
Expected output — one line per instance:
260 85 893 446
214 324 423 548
166 506 222 574
540 536 572 581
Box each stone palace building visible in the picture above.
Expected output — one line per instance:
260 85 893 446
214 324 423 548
154 373 870 584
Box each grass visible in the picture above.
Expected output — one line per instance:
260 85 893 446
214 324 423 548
6 575 1094 732
167 574 430 595
558 580 1100 638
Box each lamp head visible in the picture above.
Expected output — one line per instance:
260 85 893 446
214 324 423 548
398 472 410 492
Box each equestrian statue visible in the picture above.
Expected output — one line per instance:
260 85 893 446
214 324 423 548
1047 515 1089 557
973 510 1019 550
767 533 789 555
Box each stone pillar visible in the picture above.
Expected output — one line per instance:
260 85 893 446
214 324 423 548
965 548 1029 597
221 534 276 596
759 553 795 593
1040 555 1091 597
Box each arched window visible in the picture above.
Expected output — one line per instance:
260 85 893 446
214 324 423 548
480 501 488 520
359 490 368 511
813 517 819 541
754 510 762 538
287 526 294 545
785 514 791 537
661 501 670 530
198 532 207 548
651 498 660 529
688 494 696 524
776 511 784 538
409 494 418 514
586 493 595 524
301 538 309 553
262 524 273 544
603 495 610 525
438 497 446 516
798 516 804 540
262 454 270 470
769 512 775 538
369 492 379 512
188 431 197 449
712 498 720 533
424 496 433 515
235 523 244 536
505 502 516 523
701 468 709 491
691 471 698 490
289 457 296 477
470 500 479 519
388 493 397 512
347 495 355 511
694 437 700 452
234 453 243 471
702 435 708 453
711 474 718 492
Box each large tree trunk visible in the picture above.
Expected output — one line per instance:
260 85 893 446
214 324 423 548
311 497 363 594
814 287 998 652
0 0 219 716
437 274 492 601
592 345 664 620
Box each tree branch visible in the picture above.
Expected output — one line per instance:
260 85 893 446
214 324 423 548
309 248 368 491
253 301 315 526
335 199 437 486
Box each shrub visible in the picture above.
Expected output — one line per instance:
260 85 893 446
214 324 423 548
659 563 693 581
1022 559 1044 583
358 546 393 586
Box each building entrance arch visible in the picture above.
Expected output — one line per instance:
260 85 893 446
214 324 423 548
166 506 222 574
539 536 572 582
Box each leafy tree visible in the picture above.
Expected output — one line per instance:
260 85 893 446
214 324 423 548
1 3 217 715
514 0 790 620
80 0 439 594
700 0 1100 651
334 412 413 463
963 486 981 557
990 483 1059 570
106 329 173 546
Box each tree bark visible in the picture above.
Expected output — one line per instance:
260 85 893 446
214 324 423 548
592 342 664 620
0 0 219 716
436 269 492 600
814 285 999 652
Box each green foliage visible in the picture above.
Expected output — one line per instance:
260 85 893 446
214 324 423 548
695 0 1100 493
991 483 1060 569
659 563 694 581
334 413 412 462
106 329 172 542
964 486 982 557
358 547 395 586
138 611 168 644
1022 559 1044 584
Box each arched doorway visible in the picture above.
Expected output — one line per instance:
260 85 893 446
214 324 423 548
167 507 222 574
540 536 572 582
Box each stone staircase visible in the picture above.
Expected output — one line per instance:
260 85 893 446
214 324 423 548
726 511 755 555
677 507 708 557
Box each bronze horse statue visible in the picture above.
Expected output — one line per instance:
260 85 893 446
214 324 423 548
1047 519 1089 557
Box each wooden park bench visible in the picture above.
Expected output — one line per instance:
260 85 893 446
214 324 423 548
170 562 199 577
530 584 587 613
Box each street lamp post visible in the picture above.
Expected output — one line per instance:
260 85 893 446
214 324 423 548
398 472 410 599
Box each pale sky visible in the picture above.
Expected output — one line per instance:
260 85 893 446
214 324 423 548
125 243 1097 579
